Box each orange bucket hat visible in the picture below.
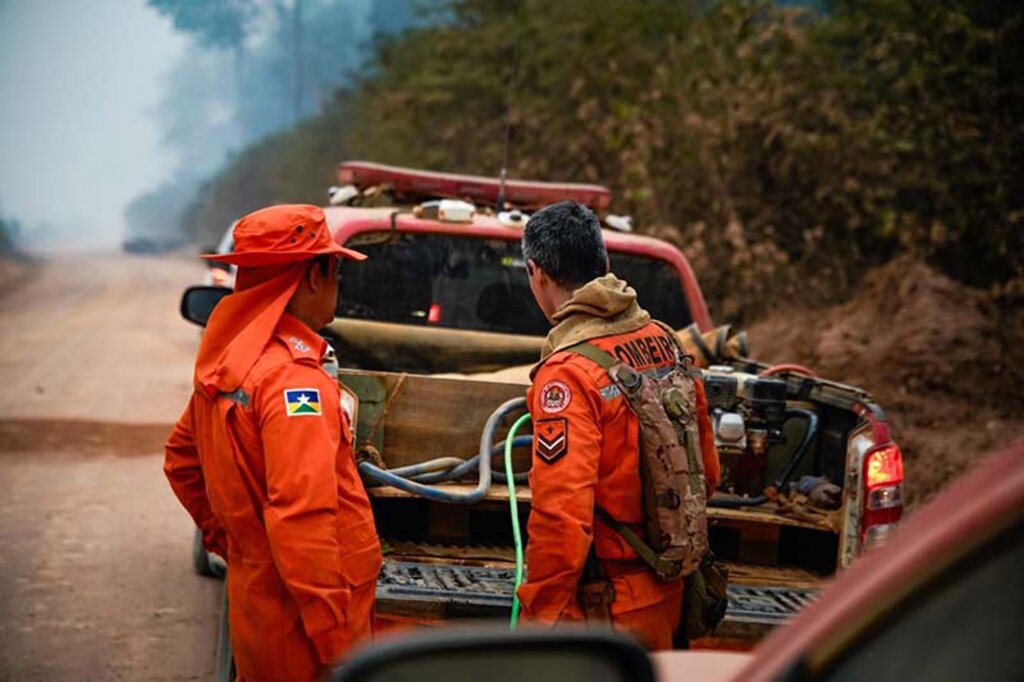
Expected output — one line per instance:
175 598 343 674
201 204 365 266
194 204 364 397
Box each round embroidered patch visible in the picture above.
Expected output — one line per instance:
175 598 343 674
540 380 572 413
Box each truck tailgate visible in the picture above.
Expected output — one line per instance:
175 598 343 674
376 559 818 638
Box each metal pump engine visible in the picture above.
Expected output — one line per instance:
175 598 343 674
702 366 789 497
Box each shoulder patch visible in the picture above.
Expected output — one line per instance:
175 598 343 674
535 418 568 464
284 388 322 416
288 336 311 353
539 380 572 414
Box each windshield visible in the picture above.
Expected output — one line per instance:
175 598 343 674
337 231 691 336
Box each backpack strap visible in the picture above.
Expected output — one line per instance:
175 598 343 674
563 341 617 371
566 324 694 371
564 340 688 581
557 342 620 620
595 506 683 581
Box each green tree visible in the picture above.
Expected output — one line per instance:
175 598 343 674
182 0 1024 318
818 0 1024 286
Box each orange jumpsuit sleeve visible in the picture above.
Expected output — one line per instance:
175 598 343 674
164 396 227 558
518 362 603 623
694 378 721 493
255 362 351 665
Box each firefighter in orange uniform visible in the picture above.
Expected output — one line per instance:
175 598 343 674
164 205 382 681
517 201 721 650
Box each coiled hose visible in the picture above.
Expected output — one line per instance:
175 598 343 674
408 436 533 485
709 408 819 508
357 397 528 504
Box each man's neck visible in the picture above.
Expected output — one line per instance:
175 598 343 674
537 281 575 323
283 304 320 334
548 287 573 319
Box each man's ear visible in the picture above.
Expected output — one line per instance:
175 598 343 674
529 259 554 285
303 261 321 292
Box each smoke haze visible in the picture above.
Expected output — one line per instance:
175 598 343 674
0 0 186 248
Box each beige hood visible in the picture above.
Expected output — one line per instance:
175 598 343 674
534 273 651 374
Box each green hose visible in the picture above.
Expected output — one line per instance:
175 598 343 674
505 412 531 630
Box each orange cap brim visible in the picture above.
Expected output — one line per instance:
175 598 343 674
201 242 367 266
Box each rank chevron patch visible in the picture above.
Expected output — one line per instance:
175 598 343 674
535 417 568 464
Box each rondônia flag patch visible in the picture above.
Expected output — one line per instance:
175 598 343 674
535 417 568 464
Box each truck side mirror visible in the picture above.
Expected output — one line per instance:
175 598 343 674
180 286 231 328
332 627 654 682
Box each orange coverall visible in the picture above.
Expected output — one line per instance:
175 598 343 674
166 313 381 681
518 321 721 650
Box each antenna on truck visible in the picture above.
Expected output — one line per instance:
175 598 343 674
495 23 520 213
497 166 508 212
495 84 514 213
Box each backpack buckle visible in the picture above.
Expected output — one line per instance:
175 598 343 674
579 579 617 622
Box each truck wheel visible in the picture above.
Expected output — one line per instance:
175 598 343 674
215 581 236 682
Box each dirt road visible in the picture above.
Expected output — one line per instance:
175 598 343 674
0 252 222 680
0 251 199 423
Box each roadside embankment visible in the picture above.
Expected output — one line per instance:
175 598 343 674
747 256 1024 506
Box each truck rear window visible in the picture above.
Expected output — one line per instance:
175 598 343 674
337 232 691 336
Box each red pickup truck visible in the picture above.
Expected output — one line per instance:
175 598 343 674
322 163 904 638
184 163 907 673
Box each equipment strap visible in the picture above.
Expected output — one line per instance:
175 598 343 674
564 341 616 370
595 505 680 579
715 326 729 359
566 325 695 372
681 322 714 365
733 330 749 358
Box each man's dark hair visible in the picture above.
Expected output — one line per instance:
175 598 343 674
522 201 608 289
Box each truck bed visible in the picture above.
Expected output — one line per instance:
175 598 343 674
348 368 845 643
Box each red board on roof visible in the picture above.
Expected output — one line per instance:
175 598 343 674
337 161 613 212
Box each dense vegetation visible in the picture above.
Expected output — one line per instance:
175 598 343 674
182 0 1023 319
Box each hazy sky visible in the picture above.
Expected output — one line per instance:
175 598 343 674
0 0 187 247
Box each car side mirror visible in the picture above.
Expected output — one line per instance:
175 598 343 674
332 627 654 682
180 286 231 328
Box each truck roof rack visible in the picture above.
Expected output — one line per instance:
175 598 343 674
337 161 613 212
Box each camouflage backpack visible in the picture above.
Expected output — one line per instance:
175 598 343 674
566 324 709 581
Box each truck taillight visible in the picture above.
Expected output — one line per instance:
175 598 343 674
862 443 904 550
866 444 903 488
